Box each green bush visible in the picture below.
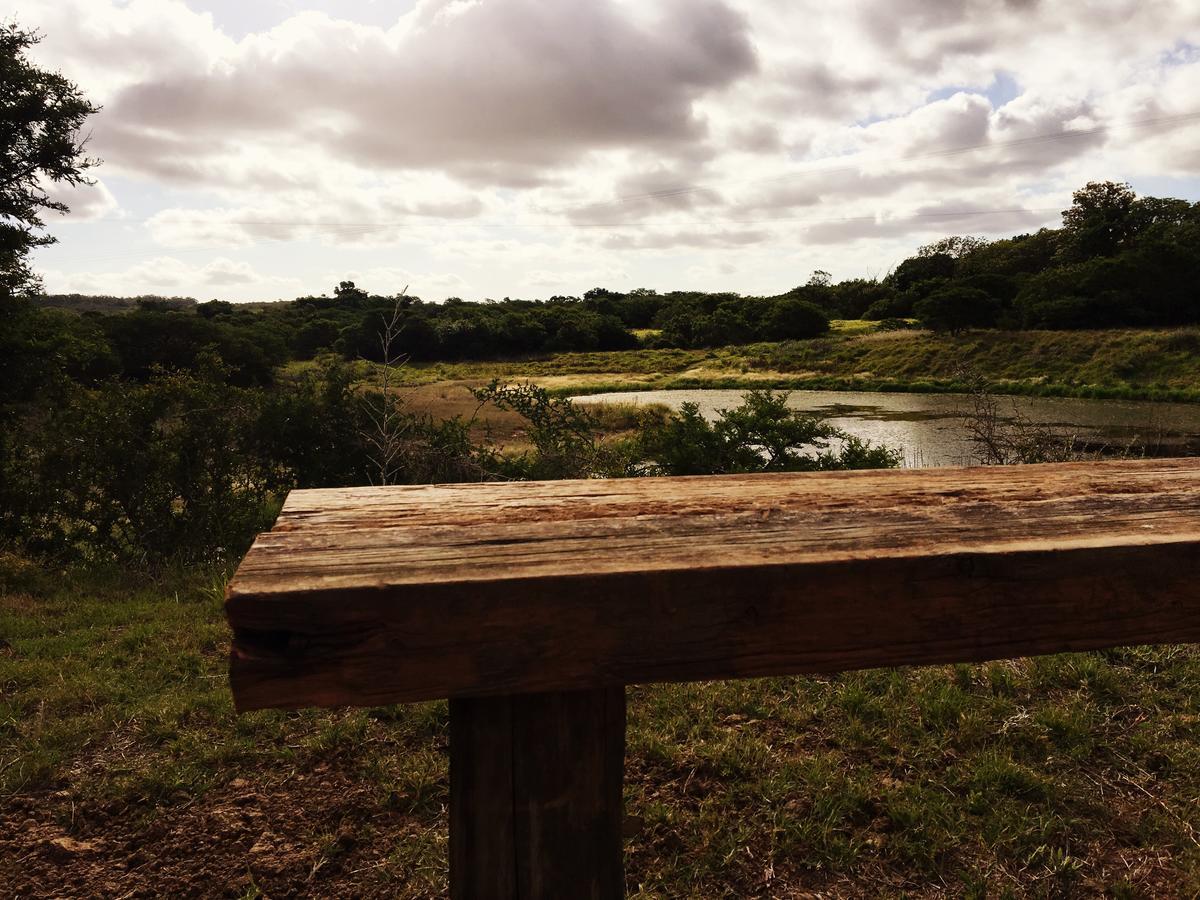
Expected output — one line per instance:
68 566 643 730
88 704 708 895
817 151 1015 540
638 390 900 475
914 287 1002 333
0 359 489 565
4 359 287 564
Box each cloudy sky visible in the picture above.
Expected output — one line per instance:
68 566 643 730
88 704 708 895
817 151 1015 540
17 0 1200 301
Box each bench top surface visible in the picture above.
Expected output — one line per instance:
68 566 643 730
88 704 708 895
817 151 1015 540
225 458 1200 709
228 458 1200 603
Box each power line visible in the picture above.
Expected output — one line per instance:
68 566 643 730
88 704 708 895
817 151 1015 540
37 234 308 268
569 206 1061 228
140 205 1066 230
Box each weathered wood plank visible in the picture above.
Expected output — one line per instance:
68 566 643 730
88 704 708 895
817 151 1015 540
226 460 1200 710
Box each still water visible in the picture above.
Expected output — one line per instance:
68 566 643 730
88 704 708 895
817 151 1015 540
571 389 1200 467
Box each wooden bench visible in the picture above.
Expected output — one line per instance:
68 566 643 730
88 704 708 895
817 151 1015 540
225 458 1200 898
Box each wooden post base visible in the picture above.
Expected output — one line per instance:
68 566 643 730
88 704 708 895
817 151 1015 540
449 687 626 900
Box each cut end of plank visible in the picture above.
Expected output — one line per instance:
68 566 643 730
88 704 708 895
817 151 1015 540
228 613 392 711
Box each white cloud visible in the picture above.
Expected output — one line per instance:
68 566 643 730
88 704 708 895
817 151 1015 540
41 256 304 300
319 265 472 299
18 0 1200 300
33 0 755 188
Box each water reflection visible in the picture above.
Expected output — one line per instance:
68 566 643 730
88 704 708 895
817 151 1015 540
572 389 1200 467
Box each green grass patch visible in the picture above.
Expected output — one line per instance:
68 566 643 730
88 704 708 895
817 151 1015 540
4 558 1200 895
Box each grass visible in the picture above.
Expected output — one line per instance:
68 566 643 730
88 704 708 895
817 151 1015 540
4 555 1200 896
291 326 1200 404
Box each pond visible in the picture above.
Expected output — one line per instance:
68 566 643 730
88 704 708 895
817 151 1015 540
571 389 1200 467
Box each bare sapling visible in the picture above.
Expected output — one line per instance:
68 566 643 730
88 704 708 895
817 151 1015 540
958 367 1083 465
362 288 410 485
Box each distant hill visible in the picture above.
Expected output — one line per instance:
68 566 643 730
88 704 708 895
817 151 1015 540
36 294 197 313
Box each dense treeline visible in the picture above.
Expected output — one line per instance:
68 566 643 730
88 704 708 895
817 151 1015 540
230 281 832 364
867 182 1200 332
23 183 1200 387
17 282 833 387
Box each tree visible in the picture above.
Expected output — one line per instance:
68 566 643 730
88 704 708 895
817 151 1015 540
762 297 830 341
1 24 100 299
1059 181 1137 260
638 391 900 475
196 299 234 319
918 235 988 259
955 228 1061 279
888 252 955 294
333 280 369 305
913 286 1000 333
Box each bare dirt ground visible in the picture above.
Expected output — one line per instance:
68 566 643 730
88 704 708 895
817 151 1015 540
2 761 445 899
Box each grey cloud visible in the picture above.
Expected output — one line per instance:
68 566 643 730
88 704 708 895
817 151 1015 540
600 228 768 250
569 91 1102 230
437 162 558 190
147 188 485 248
45 178 116 220
767 63 889 118
97 125 308 189
563 83 1128 245
985 99 1107 167
731 181 824 214
410 197 485 219
739 95 1106 215
793 65 887 98
203 265 256 286
729 121 784 154
835 93 996 165
802 201 1052 245
566 164 725 226
104 0 757 185
855 0 998 67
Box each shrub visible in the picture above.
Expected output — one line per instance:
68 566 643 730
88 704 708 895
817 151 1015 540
762 298 831 341
914 287 1002 333
638 390 900 475
4 359 286 565
470 380 607 480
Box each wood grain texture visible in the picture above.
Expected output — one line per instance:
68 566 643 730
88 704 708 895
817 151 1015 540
449 688 626 900
226 459 1200 711
449 695 516 899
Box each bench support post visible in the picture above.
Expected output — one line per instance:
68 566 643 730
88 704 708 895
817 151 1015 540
450 687 626 899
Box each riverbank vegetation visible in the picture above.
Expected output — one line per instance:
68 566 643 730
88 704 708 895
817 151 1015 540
378 327 1200 403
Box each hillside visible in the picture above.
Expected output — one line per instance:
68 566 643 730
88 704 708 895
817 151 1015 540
384 327 1200 403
